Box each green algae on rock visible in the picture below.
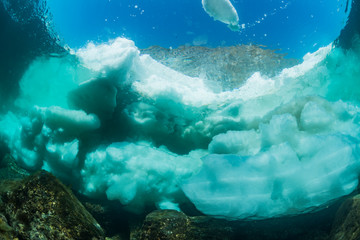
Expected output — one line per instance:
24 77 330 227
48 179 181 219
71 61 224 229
132 205 351 240
330 194 360 240
0 170 105 240
132 209 233 240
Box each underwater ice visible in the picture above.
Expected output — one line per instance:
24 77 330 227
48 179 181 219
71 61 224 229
185 113 360 219
201 0 240 31
1 37 360 219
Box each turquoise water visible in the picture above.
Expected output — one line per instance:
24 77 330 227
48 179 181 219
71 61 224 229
0 0 360 222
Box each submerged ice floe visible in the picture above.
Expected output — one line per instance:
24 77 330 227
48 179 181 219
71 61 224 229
1 37 360 219
201 0 240 31
184 112 360 219
82 142 202 212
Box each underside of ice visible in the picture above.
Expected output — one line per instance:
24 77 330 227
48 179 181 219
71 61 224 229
201 0 240 31
1 37 360 219
183 113 360 219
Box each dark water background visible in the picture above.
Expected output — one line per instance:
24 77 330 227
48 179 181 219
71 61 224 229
0 0 63 109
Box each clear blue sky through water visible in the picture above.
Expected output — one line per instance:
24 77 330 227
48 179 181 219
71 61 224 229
47 0 351 58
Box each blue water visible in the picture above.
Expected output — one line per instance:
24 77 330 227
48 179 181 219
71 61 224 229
1 0 360 238
47 0 350 58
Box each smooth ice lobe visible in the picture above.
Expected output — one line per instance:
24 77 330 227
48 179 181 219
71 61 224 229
36 106 101 134
202 0 240 31
182 109 360 219
182 134 360 219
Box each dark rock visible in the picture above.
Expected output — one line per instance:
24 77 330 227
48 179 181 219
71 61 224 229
131 210 233 240
0 170 105 239
330 194 360 240
0 213 14 239
133 202 347 240
134 210 192 240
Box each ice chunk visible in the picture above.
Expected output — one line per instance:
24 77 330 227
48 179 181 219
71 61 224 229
132 54 218 107
300 101 335 132
0 107 99 171
202 0 240 31
260 113 299 147
35 106 100 134
68 78 118 120
0 112 43 170
209 130 261 155
1 37 360 220
81 142 202 212
46 139 79 168
76 38 139 78
182 132 360 219
44 139 80 178
15 57 88 109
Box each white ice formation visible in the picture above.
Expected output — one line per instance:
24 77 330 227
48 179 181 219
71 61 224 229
1 37 360 219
